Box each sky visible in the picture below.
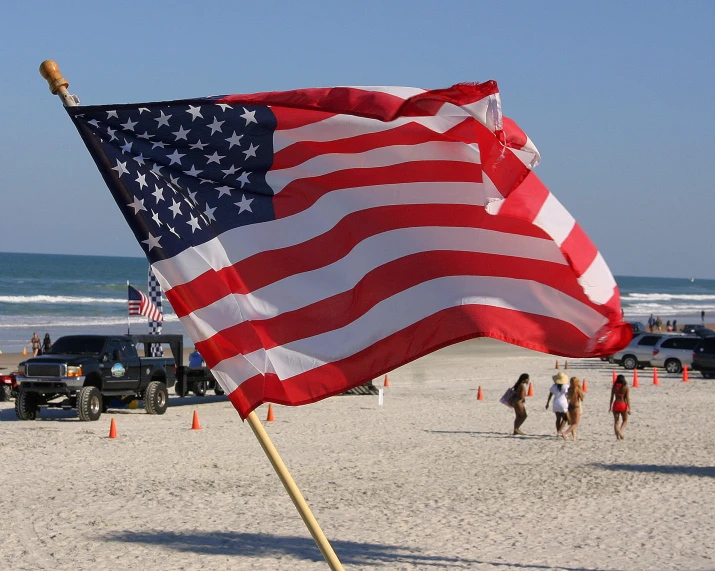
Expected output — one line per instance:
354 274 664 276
1 1 713 279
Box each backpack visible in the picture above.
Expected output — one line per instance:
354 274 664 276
500 387 515 407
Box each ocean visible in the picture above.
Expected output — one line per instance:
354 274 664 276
1 251 714 354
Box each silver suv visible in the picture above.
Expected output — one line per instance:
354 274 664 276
611 333 667 369
649 335 700 373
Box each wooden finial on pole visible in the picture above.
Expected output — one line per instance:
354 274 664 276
245 410 344 570
39 60 78 107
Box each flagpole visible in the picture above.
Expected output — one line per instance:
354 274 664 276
39 60 78 107
245 411 344 571
127 280 130 335
41 60 343 571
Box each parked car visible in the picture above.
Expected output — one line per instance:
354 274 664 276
628 321 647 334
680 324 715 336
610 333 668 369
649 335 700 373
692 336 715 379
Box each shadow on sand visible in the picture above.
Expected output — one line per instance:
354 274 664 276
102 529 617 570
0 393 226 422
426 429 555 440
592 463 715 479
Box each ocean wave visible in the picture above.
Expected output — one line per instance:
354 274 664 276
0 295 129 304
623 293 715 301
0 314 179 328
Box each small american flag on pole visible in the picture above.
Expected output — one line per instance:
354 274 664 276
69 82 630 419
128 283 163 322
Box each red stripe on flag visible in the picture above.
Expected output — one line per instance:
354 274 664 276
164 204 551 317
560 223 598 277
195 251 602 367
226 303 608 419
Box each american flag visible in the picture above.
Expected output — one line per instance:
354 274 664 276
69 82 630 418
128 283 163 322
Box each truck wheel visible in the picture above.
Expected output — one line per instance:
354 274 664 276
193 379 207 397
15 391 39 420
214 383 225 396
0 385 12 402
77 386 103 421
175 378 185 397
145 381 168 415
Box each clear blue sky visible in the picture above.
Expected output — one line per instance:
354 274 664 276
1 1 713 278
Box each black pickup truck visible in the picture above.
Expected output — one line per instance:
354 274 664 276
14 334 183 421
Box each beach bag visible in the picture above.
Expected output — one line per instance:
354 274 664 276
500 387 515 407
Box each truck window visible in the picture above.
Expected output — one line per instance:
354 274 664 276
121 340 138 358
105 340 122 361
48 336 105 355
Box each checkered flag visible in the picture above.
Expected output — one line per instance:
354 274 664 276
148 267 164 357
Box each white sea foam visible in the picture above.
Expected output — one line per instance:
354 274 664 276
0 295 127 304
623 293 715 302
0 313 179 329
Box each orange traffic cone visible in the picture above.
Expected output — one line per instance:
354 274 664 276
23 346 27 356
266 404 275 422
108 418 117 439
555 360 560 369
582 379 588 392
477 386 484 401
191 410 202 430
633 369 639 388
383 375 390 387
564 360 569 370
653 368 660 386
682 366 689 383
612 370 617 384
527 382 534 397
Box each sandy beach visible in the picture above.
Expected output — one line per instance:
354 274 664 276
1 338 715 570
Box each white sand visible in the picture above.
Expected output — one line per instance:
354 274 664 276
2 338 715 570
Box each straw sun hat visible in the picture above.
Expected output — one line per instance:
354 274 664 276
552 372 569 385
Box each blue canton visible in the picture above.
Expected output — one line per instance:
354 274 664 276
68 99 277 263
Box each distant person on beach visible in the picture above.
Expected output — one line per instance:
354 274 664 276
42 333 52 354
188 347 204 368
609 374 631 441
545 372 569 436
648 314 655 332
703 310 706 324
673 319 678 332
655 316 663 332
561 377 584 441
666 320 672 332
511 373 530 435
30 332 40 357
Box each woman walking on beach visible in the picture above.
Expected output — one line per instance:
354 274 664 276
546 372 569 436
610 374 631 440
561 377 584 441
511 373 530 435
30 332 41 357
42 333 52 354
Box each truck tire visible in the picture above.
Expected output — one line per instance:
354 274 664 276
77 386 103 421
193 379 207 397
15 390 39 420
0 385 12 402
175 377 186 397
145 381 168 415
214 383 225 396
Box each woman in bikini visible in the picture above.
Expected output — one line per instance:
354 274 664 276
511 373 530 435
561 377 584 441
609 374 631 440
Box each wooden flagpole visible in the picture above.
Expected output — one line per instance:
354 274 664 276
245 411 344 570
40 61 344 571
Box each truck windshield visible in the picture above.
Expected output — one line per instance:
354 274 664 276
47 337 105 355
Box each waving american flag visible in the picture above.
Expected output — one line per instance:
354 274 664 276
128 283 163 323
69 82 630 418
